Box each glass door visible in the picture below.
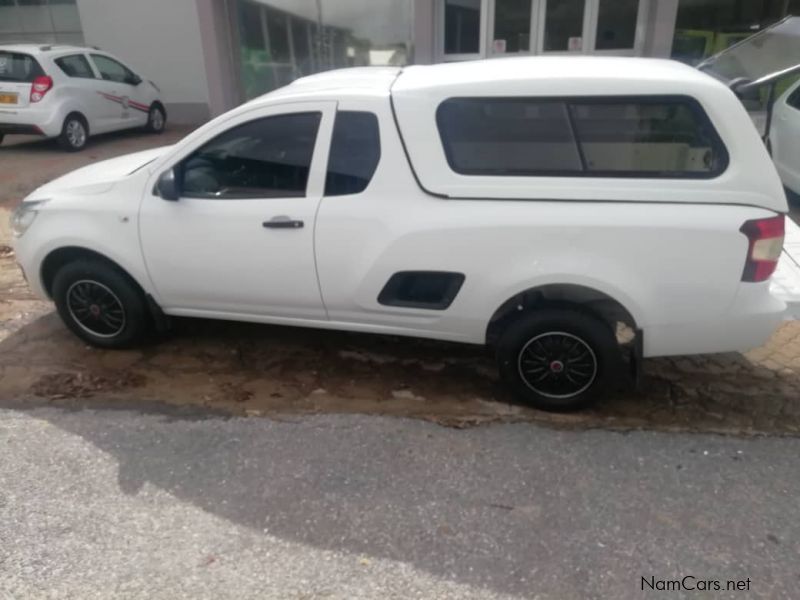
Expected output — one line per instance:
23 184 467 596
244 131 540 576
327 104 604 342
438 0 647 60
440 0 486 60
489 0 535 55
537 0 589 53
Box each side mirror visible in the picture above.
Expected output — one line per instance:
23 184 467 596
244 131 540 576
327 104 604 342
156 168 180 201
127 74 142 86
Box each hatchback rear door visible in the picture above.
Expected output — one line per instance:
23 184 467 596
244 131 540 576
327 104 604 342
0 51 43 110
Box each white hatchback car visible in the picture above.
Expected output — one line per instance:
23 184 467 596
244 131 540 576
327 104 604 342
10 57 789 410
0 44 165 151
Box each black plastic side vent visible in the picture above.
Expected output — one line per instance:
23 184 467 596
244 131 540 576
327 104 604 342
378 271 465 310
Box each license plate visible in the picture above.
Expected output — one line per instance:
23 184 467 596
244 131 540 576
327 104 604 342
0 93 18 104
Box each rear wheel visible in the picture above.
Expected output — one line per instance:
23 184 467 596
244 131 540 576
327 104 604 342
0 133 4 145
52 260 149 348
496 308 621 412
145 104 166 133
57 114 88 151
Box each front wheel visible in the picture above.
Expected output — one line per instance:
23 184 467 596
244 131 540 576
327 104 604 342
496 309 621 412
52 260 149 348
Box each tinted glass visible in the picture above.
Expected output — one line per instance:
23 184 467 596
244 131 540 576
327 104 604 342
0 52 44 82
570 99 726 175
493 0 531 53
595 0 638 50
181 112 321 199
436 98 583 175
444 0 481 54
55 54 94 78
325 111 381 196
91 54 132 84
543 0 585 52
436 97 727 178
787 85 800 110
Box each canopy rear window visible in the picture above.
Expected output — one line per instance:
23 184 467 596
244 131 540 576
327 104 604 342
0 52 44 83
436 96 729 179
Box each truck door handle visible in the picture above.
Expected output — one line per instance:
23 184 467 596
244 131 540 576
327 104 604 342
263 216 304 229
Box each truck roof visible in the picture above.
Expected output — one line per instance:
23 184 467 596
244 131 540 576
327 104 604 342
393 55 721 94
275 56 723 99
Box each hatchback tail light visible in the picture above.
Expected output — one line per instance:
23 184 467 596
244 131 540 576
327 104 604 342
30 75 53 103
740 215 785 282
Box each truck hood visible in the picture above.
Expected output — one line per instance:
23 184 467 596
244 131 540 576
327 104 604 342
30 145 172 198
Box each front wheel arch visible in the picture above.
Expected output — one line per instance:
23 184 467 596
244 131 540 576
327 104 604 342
41 247 146 302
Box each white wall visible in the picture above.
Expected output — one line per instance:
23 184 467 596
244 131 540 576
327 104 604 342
75 0 211 123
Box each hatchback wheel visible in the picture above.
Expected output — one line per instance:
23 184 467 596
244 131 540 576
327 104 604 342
57 114 88 151
145 105 166 133
52 260 149 348
496 308 620 412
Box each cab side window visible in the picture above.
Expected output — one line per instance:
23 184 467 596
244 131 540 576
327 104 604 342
325 111 381 196
55 54 95 79
91 54 136 85
180 112 322 199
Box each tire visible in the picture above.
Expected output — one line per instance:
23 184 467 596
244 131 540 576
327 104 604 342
52 260 149 349
57 114 88 151
496 308 621 412
0 133 4 145
144 104 166 133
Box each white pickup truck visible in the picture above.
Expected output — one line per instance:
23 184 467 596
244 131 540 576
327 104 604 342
10 56 791 410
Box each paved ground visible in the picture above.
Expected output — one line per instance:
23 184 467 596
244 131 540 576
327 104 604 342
1 409 798 599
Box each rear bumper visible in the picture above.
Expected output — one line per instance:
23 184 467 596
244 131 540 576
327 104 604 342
0 106 63 137
0 123 44 135
644 282 786 357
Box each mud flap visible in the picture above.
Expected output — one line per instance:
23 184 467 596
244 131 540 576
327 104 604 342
630 328 644 391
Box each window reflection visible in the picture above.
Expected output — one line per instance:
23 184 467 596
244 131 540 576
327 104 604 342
235 0 413 100
0 0 83 44
444 0 481 55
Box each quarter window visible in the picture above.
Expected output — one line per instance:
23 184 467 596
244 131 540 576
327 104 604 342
55 54 95 79
325 111 381 196
436 96 727 178
180 112 321 199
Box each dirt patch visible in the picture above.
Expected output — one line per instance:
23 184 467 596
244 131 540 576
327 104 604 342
31 371 147 399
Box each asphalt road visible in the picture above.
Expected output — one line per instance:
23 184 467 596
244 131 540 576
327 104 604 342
0 405 798 599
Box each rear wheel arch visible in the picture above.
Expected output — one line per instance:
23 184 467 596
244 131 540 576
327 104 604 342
63 111 89 134
485 283 640 347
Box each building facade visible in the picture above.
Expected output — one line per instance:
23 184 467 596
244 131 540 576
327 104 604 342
1 0 799 123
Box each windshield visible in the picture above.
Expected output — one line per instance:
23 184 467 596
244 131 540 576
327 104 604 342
0 52 44 83
699 16 800 83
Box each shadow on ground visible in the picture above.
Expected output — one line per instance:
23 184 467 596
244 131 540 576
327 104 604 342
2 305 799 435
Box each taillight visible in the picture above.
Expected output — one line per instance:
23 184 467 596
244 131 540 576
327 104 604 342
30 75 53 103
740 215 785 282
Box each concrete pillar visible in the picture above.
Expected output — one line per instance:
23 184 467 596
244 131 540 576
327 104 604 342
643 0 679 58
195 0 242 116
414 0 436 64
